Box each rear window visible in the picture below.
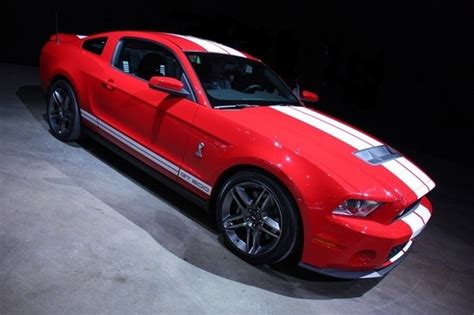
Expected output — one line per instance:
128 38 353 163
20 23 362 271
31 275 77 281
82 37 107 55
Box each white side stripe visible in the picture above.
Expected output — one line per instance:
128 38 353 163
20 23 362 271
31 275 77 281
98 120 179 175
383 160 429 199
80 109 212 195
179 170 212 195
272 106 372 150
294 107 383 147
81 110 98 125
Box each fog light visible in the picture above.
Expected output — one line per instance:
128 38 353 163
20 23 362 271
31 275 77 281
351 250 377 266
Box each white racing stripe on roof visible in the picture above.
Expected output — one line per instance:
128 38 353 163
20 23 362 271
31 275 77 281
210 41 246 57
174 34 228 54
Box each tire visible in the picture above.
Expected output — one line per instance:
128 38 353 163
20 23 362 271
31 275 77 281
216 170 301 265
46 80 82 141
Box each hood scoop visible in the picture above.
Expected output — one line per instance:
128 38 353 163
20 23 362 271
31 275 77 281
354 145 401 165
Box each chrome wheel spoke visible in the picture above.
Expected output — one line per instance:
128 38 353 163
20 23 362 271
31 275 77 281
263 216 280 233
232 186 252 209
221 180 283 256
58 118 66 133
223 213 245 225
245 227 251 252
63 94 70 110
249 228 262 254
225 222 247 230
260 193 272 211
261 226 279 239
251 189 267 209
50 112 61 120
52 90 63 108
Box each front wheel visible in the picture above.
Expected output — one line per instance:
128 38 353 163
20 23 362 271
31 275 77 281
216 171 301 265
46 80 82 141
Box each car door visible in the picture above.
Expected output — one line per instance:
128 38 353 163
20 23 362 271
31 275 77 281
94 37 199 178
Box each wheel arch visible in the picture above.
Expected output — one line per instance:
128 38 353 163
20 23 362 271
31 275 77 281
49 73 76 93
209 163 305 262
209 164 304 232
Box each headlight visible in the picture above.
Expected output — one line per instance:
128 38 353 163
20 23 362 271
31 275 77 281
333 199 382 217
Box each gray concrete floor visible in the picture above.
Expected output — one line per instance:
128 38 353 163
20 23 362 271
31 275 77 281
0 63 473 314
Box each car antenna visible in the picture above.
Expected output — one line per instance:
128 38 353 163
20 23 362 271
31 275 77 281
54 8 59 44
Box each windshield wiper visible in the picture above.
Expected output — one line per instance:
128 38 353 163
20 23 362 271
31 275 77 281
214 104 257 109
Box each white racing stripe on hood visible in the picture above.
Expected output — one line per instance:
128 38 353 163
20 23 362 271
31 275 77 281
383 160 430 198
271 106 433 198
294 107 383 146
397 157 436 191
272 106 373 150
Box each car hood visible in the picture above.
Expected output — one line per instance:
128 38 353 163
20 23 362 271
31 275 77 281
215 105 435 201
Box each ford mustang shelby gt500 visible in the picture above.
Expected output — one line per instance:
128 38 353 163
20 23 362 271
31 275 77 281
40 31 435 278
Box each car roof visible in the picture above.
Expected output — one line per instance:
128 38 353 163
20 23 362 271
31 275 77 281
92 30 258 60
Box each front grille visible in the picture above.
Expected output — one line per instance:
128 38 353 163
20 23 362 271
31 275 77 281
387 243 407 261
394 200 421 221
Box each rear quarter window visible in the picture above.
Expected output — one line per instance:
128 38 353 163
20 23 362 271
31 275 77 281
82 37 108 55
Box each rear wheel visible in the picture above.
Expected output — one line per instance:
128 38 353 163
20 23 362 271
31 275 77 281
216 171 300 265
46 80 82 141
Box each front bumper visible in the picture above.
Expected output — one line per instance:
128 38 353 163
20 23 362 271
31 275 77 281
300 197 432 278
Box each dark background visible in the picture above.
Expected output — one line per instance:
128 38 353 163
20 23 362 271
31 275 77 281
1 2 473 165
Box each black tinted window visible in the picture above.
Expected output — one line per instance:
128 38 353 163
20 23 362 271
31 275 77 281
113 39 183 81
82 37 107 55
187 53 299 107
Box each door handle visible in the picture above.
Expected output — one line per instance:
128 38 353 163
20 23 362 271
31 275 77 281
101 79 115 91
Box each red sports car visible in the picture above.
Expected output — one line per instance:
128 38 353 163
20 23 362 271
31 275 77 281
40 31 435 278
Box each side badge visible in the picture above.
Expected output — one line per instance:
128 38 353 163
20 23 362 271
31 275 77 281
195 142 205 158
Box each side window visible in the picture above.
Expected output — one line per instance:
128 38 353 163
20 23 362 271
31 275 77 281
113 39 184 81
82 37 107 55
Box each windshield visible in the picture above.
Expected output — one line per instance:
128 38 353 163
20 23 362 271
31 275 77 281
186 53 300 108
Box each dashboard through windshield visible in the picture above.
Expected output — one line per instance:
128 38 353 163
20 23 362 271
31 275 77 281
186 53 299 108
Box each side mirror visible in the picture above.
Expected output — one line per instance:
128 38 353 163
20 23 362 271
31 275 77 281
149 76 189 97
301 90 319 103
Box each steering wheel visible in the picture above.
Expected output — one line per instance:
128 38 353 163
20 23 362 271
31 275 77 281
243 84 263 93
